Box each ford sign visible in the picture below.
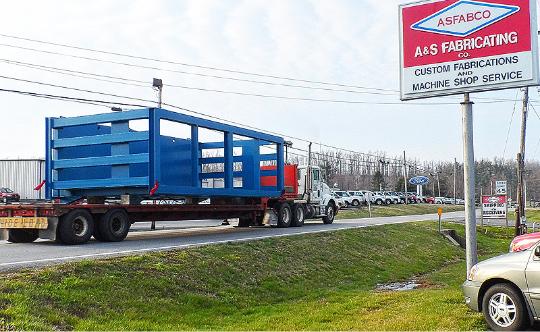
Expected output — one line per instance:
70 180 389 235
409 176 430 185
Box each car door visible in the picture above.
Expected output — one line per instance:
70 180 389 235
525 246 540 314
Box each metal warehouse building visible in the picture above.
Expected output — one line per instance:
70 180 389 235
0 159 45 199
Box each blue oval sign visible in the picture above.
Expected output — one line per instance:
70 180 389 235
409 176 429 185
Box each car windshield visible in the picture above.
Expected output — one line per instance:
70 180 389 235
0 188 12 193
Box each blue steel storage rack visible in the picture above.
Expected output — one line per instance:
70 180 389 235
45 108 285 200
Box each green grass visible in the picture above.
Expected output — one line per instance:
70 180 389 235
337 203 464 219
0 221 512 331
507 208 540 224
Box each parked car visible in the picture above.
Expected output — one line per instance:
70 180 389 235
443 197 454 205
434 196 445 204
375 191 392 205
384 191 401 204
332 191 353 207
462 241 540 330
361 190 385 205
331 193 347 209
0 187 20 203
347 191 366 206
425 196 435 204
406 192 418 203
510 232 540 252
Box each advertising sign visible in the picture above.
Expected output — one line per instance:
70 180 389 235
495 180 507 195
409 175 430 185
399 0 539 100
482 195 507 219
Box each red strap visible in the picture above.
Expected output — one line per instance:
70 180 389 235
149 181 159 196
34 180 46 191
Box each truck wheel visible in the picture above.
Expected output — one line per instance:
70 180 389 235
277 203 292 228
92 224 106 241
99 209 130 242
7 229 38 243
482 283 529 331
322 204 335 224
58 209 95 245
352 200 360 207
291 204 305 227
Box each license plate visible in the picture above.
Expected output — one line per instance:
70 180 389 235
0 217 48 229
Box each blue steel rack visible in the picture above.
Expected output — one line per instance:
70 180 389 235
45 108 285 200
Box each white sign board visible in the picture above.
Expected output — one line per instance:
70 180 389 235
399 0 539 100
495 180 507 195
482 195 507 219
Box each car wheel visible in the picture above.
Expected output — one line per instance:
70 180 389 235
376 199 383 205
352 200 360 207
277 203 292 228
322 204 335 224
482 284 529 331
291 204 305 227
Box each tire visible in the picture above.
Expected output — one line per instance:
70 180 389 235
376 199 383 206
57 209 94 245
352 200 360 207
482 284 529 331
291 204 305 227
386 199 392 205
322 204 335 224
277 203 292 228
98 209 130 242
7 229 38 243
92 224 107 241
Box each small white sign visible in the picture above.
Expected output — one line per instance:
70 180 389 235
496 181 507 195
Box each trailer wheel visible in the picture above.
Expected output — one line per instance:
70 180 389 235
322 203 336 224
99 209 130 242
291 204 305 227
7 229 38 243
58 209 94 245
277 203 292 228
92 224 106 241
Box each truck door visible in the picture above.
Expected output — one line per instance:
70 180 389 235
311 168 322 202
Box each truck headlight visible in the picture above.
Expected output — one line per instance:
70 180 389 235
467 264 479 281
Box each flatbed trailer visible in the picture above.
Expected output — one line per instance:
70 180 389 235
0 108 338 244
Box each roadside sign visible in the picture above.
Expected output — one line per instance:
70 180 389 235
438 207 443 216
409 176 430 185
482 195 507 219
399 0 539 100
495 180 507 195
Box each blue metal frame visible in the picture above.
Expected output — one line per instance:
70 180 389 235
45 108 285 199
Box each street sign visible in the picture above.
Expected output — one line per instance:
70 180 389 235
409 176 430 185
438 207 443 216
495 180 507 195
482 195 508 219
399 0 539 100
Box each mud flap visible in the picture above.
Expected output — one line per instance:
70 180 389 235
262 209 278 226
38 217 59 241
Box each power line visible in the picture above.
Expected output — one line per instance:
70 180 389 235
0 33 396 93
0 42 396 96
0 57 488 106
503 89 520 159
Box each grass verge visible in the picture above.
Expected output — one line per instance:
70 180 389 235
0 221 511 330
337 203 464 219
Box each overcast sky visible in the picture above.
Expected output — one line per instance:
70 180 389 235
0 0 538 164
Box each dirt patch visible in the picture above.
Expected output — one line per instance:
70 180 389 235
375 278 435 292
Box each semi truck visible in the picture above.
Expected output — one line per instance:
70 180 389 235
0 108 338 245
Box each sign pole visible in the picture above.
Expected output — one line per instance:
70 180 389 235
462 93 478 274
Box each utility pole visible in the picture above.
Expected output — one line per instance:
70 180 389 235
453 158 457 203
437 171 441 197
462 93 478 274
516 87 529 236
403 151 408 205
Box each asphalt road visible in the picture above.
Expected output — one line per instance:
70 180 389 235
0 211 466 272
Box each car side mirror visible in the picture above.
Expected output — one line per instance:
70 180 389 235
535 246 540 258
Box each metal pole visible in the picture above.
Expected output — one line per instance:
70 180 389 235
454 158 457 204
437 172 441 197
462 93 478 274
403 151 408 205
